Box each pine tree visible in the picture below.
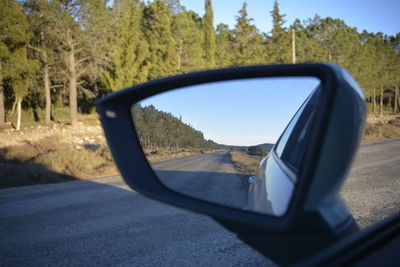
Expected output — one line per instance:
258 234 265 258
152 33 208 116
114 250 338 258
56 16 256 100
268 0 290 63
215 23 234 67
144 0 178 79
101 0 149 91
49 0 89 127
133 104 218 151
24 0 61 124
203 0 216 68
81 0 113 85
0 0 37 130
172 10 205 72
232 3 265 65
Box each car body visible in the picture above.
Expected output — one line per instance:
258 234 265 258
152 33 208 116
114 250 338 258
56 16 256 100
247 86 321 217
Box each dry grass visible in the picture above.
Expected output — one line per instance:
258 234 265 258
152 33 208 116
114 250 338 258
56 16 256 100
0 136 117 188
229 149 264 175
0 162 75 189
145 148 218 163
363 117 400 142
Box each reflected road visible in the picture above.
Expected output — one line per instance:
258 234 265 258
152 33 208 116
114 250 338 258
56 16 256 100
152 150 248 210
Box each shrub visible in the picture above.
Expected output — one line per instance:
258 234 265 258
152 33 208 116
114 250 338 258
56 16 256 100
247 145 268 157
151 150 162 155
34 146 115 178
364 119 400 141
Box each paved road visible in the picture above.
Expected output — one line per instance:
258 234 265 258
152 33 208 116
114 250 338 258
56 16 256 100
0 176 273 266
152 150 248 211
1 138 399 266
341 138 400 229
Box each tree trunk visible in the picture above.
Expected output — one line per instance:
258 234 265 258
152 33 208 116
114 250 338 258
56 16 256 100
43 51 51 124
8 97 17 121
292 28 296 64
178 39 182 72
16 98 21 131
0 76 4 126
68 49 78 127
379 86 384 117
372 88 376 114
395 86 399 114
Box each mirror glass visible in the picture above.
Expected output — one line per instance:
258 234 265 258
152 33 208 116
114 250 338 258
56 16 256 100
131 77 321 216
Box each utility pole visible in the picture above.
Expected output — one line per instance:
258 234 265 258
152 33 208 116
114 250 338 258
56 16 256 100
292 28 296 64
394 86 398 114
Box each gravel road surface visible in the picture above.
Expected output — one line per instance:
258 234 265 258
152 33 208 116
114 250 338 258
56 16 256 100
0 176 272 266
152 150 248 210
1 138 399 265
341 138 400 229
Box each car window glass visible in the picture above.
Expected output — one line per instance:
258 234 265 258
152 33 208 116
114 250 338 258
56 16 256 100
275 88 320 171
281 89 320 170
274 97 308 158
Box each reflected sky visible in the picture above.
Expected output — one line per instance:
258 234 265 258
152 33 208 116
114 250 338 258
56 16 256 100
140 77 320 146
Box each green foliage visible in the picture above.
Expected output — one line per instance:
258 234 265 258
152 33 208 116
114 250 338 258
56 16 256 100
132 104 219 150
0 0 399 130
144 0 178 79
203 0 216 68
0 0 38 121
232 3 265 65
268 0 290 63
0 0 35 82
172 10 205 72
215 23 234 67
290 18 325 63
101 0 149 90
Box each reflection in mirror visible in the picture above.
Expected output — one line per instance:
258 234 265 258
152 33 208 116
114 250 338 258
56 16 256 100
131 77 321 216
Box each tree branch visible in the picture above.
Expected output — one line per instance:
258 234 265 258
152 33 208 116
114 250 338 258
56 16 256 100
27 44 42 53
50 84 64 89
77 69 85 78
76 56 90 65
59 68 68 77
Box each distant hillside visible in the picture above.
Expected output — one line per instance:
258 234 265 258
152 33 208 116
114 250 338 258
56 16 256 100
219 143 274 151
257 143 274 151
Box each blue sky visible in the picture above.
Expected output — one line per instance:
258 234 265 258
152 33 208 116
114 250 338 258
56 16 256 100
179 0 399 36
140 77 319 145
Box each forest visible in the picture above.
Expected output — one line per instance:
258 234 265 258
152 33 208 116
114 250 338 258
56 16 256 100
132 104 218 150
0 0 399 132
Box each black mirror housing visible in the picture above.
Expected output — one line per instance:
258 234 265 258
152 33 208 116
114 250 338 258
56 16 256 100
96 64 366 265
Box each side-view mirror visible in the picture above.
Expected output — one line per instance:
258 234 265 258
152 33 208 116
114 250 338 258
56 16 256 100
97 64 366 265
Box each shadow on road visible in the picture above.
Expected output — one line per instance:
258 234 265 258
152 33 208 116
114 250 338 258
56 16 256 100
155 169 250 211
0 176 272 266
0 160 77 189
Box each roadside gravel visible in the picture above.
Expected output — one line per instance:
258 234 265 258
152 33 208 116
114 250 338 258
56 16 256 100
341 138 400 229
